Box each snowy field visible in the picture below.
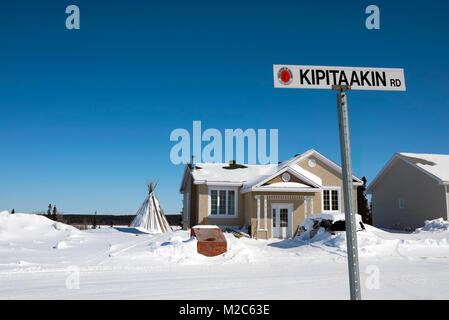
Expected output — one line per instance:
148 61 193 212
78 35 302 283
1 211 449 300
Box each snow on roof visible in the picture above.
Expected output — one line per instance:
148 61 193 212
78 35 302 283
241 161 322 190
191 163 278 184
187 150 360 191
399 153 449 183
288 163 322 186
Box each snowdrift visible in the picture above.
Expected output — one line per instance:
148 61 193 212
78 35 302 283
416 218 449 232
0 210 78 243
296 217 449 258
297 213 364 241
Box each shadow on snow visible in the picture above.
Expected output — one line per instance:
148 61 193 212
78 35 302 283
113 227 149 235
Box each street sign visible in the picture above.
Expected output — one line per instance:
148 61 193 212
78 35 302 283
273 63 406 301
273 65 406 91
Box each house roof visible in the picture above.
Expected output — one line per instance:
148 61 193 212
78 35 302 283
367 152 449 193
190 163 278 185
180 149 363 193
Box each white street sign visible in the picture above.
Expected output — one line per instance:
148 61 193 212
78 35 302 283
273 64 406 91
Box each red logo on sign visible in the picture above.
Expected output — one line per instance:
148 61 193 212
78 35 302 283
280 70 290 83
278 67 293 85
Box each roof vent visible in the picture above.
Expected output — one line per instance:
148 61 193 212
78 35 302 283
223 160 248 170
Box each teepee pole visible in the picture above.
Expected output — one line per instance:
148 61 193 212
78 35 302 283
151 192 166 232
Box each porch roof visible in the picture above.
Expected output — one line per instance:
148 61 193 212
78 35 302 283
253 181 321 193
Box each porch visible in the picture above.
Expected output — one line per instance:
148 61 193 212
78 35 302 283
254 194 316 240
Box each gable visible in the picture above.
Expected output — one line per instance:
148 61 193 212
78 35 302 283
282 149 362 185
296 156 346 186
367 155 443 194
373 157 432 191
263 172 315 188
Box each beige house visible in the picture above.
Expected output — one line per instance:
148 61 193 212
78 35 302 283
180 149 362 239
367 153 449 231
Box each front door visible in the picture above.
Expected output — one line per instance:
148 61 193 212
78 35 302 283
271 203 293 239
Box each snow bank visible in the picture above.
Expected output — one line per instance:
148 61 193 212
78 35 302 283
308 212 362 223
0 210 78 243
297 213 363 241
192 225 220 229
416 218 449 232
112 230 259 265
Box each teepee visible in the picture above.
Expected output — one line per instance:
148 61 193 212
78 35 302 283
129 182 172 233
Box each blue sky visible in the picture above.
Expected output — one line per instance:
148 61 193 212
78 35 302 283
1 1 448 215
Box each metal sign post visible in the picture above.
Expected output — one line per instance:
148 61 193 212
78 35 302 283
273 64 405 300
333 85 361 300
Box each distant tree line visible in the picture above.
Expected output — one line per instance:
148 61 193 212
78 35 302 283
46 204 59 221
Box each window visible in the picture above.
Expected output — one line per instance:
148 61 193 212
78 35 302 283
209 188 237 216
280 208 288 227
211 190 218 214
323 190 330 211
331 190 339 210
398 198 405 209
219 190 227 214
323 188 340 212
227 191 235 215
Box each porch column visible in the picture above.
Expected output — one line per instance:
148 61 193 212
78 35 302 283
264 195 268 230
256 195 261 230
310 196 314 215
304 196 308 218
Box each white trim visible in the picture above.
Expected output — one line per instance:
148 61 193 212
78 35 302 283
266 194 308 200
260 166 322 188
321 186 341 213
256 195 261 230
207 185 238 218
195 180 243 187
243 186 322 193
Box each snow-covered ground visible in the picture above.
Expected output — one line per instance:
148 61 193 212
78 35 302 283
1 211 449 299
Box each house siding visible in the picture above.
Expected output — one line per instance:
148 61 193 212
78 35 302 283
190 182 198 228
371 158 447 230
296 156 358 213
446 185 449 220
181 175 192 229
